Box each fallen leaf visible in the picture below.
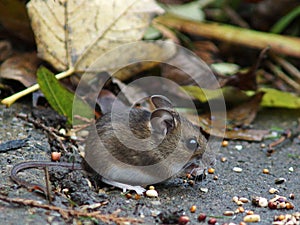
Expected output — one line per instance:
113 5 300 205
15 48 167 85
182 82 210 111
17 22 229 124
0 0 34 44
37 67 93 125
0 52 41 87
259 87 300 108
27 0 164 72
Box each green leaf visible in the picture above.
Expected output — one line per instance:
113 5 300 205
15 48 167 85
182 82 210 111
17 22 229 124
259 88 300 109
160 1 205 22
37 67 93 125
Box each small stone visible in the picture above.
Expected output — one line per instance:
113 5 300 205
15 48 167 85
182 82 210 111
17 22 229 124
275 177 286 184
288 167 294 172
286 202 294 210
277 214 285 221
233 167 243 173
149 186 155 190
59 128 66 135
213 175 218 180
243 214 261 222
269 188 279 194
232 196 239 203
246 210 254 215
146 189 158 198
260 143 266 148
235 145 243 150
238 206 245 213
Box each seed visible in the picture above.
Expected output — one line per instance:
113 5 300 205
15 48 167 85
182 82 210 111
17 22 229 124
236 200 244 206
197 213 206 222
134 194 141 200
275 177 286 184
220 157 227 162
188 180 195 186
277 215 285 221
223 211 234 216
258 197 268 207
190 205 197 213
239 222 247 225
208 168 215 174
149 186 155 190
286 202 294 210
232 196 239 203
269 188 279 194
125 193 132 199
222 140 229 147
186 173 192 179
233 167 243 173
51 152 61 161
178 215 190 225
262 168 269 174
213 175 218 180
238 206 245 213
243 214 261 222
239 197 250 203
146 189 158 198
268 201 277 209
246 210 254 215
208 218 217 224
289 193 295 199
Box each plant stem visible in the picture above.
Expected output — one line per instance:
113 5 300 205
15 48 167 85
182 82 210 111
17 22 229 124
1 67 75 107
154 14 300 58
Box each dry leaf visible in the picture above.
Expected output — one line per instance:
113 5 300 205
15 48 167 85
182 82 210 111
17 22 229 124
0 52 41 87
27 0 164 72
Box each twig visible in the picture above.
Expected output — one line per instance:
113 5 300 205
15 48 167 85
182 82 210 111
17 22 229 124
223 6 250 28
154 14 300 58
0 195 143 224
266 61 300 92
270 54 300 81
17 113 68 153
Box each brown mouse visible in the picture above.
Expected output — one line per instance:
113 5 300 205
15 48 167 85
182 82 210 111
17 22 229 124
84 95 215 194
10 95 215 195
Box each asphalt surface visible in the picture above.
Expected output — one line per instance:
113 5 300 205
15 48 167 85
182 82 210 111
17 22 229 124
0 104 299 225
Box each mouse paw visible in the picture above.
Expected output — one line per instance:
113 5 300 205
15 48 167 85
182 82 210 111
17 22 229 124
102 178 146 195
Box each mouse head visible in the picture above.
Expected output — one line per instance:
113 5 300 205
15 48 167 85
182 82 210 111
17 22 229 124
149 95 209 166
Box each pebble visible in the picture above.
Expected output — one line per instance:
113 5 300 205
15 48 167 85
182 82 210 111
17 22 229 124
221 157 227 162
222 140 229 147
262 168 269 174
232 167 243 173
288 167 294 172
208 168 215 174
190 205 197 213
243 214 261 222
252 196 268 207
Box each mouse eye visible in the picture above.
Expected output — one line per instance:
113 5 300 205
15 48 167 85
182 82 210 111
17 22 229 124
186 137 199 151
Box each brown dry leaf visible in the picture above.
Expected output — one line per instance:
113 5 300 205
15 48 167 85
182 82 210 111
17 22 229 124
0 40 13 61
0 0 34 44
0 52 41 87
27 0 164 72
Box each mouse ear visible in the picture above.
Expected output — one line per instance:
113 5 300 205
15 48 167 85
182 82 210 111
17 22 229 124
150 95 174 109
150 109 176 136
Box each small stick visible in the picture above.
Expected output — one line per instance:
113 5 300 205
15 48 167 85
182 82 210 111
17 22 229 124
266 61 300 92
0 195 143 224
44 167 52 203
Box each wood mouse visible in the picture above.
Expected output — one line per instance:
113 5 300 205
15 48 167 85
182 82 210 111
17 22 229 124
10 95 215 195
84 95 215 194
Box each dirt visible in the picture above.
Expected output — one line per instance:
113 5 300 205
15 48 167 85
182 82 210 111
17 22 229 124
0 103 299 225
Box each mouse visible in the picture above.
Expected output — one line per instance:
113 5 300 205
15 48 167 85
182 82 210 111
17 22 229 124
84 95 216 194
10 95 216 196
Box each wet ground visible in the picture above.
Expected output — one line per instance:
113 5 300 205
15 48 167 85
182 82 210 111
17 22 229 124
0 103 299 225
